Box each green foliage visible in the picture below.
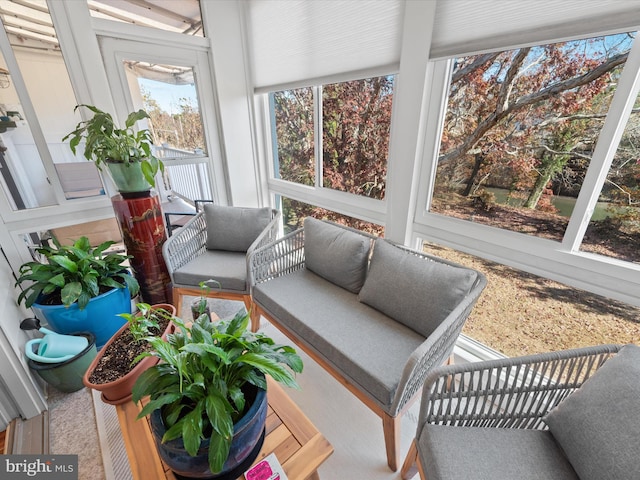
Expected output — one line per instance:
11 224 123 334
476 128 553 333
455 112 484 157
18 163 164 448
16 236 139 310
62 104 164 187
119 303 174 343
132 309 303 474
193 279 220 317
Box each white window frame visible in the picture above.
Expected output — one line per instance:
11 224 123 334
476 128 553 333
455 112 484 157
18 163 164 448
261 78 394 226
411 34 640 307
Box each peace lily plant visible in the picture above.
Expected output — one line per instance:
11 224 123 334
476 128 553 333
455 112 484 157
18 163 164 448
132 309 303 474
63 104 163 190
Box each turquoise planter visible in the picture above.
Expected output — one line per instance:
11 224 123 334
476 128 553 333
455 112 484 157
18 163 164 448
31 286 131 349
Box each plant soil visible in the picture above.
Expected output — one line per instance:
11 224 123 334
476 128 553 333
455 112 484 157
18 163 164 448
88 317 170 384
423 203 640 357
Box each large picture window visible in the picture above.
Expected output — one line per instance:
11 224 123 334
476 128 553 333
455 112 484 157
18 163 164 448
268 75 393 232
270 75 394 199
431 33 638 263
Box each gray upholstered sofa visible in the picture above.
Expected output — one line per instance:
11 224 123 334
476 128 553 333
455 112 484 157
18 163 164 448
249 217 487 471
400 343 640 480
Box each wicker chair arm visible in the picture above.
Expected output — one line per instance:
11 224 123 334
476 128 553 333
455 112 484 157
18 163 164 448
248 228 305 286
415 343 622 438
162 212 207 281
390 270 488 415
246 209 281 255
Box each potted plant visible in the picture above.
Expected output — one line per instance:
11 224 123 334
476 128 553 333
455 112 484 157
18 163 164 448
83 302 176 405
189 280 221 321
15 236 140 348
132 308 303 478
62 104 164 194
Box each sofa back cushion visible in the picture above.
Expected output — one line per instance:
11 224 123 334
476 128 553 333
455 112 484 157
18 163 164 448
204 204 271 252
544 344 640 480
358 239 478 338
304 217 371 293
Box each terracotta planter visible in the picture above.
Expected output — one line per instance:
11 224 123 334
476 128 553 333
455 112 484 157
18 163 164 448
82 303 176 405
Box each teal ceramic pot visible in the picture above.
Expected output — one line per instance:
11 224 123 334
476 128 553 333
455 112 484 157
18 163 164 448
27 333 97 393
106 161 151 193
31 286 131 349
150 384 267 479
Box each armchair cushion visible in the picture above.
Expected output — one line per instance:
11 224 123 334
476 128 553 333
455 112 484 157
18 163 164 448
172 250 248 292
543 344 640 480
204 204 271 252
420 425 578 480
358 239 478 337
304 217 370 293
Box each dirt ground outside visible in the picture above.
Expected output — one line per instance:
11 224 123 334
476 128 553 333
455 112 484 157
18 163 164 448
424 243 640 357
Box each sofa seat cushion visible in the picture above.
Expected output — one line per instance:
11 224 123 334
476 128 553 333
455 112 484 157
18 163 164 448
543 344 640 480
303 217 371 293
173 250 248 292
419 425 578 480
253 269 425 408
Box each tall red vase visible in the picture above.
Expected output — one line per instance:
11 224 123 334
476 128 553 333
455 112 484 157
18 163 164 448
111 192 171 304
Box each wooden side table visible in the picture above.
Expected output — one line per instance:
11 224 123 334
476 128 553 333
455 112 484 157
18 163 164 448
116 377 333 479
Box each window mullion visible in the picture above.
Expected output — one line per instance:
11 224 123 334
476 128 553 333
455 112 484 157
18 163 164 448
314 85 323 188
562 35 640 252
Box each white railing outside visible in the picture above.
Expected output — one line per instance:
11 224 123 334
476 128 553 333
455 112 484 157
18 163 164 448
155 145 212 203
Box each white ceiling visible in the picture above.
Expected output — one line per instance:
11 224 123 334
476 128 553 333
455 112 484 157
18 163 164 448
0 0 202 52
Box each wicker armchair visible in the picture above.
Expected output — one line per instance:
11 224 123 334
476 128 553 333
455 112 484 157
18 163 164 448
400 343 624 480
162 206 280 317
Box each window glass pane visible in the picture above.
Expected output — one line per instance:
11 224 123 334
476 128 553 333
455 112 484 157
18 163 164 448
278 195 383 236
432 33 634 241
88 0 204 37
123 60 211 202
322 76 393 199
131 62 206 155
423 242 640 357
583 91 640 264
270 88 314 185
0 0 95 210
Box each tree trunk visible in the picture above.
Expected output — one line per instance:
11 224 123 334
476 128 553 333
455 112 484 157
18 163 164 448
463 153 484 196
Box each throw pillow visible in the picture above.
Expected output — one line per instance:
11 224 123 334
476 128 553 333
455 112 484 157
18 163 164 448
358 239 478 337
543 344 640 480
204 204 271 252
303 217 371 293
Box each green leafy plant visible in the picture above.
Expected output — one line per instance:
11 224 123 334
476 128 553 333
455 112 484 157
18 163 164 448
119 303 174 343
62 104 163 187
191 279 221 319
132 309 303 474
16 236 139 309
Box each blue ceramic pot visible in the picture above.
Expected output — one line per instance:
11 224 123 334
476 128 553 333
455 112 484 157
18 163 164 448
150 384 268 479
31 286 131 349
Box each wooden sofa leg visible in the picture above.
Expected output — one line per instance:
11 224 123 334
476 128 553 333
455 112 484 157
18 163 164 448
173 289 184 319
401 439 419 479
249 303 261 332
382 413 400 471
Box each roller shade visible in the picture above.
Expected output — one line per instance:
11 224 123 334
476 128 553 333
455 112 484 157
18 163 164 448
247 0 640 92
247 0 404 91
431 0 640 59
